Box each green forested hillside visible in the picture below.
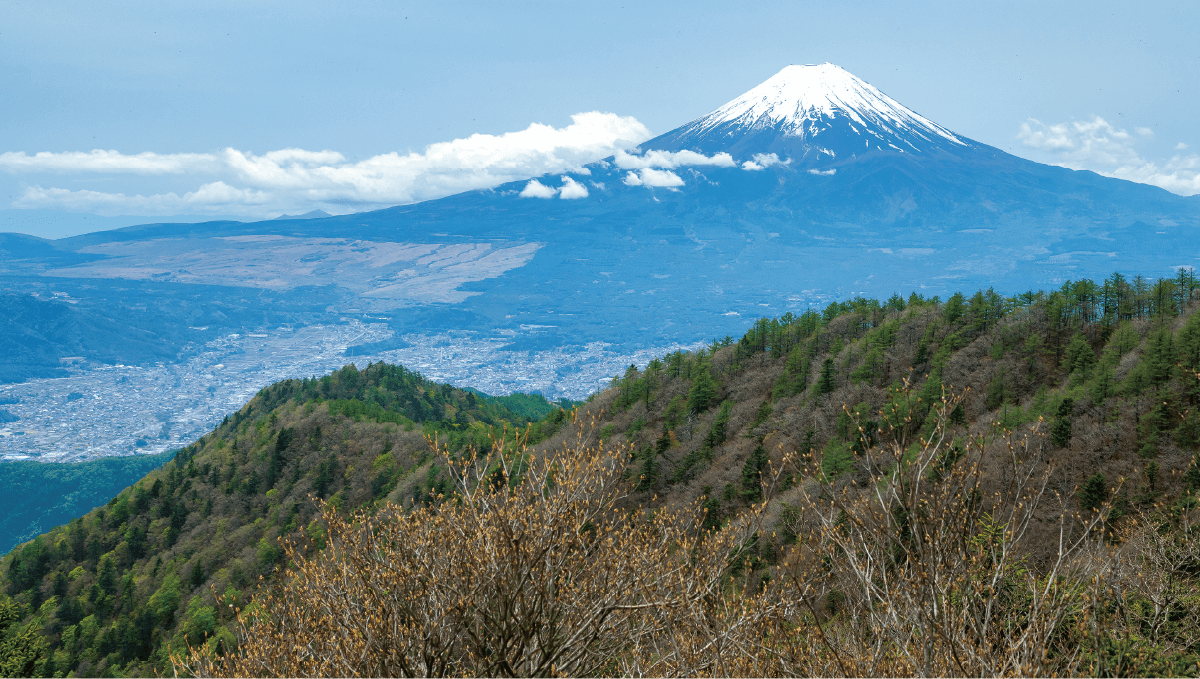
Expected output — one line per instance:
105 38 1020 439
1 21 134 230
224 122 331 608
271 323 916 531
594 275 1200 536
0 363 569 677
4 271 1200 677
465 388 581 419
0 451 177 555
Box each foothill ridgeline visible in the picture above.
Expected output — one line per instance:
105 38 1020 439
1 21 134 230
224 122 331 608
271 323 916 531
2 63 1200 677
3 272 1200 676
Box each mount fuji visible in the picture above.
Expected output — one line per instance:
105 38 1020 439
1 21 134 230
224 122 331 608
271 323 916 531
650 63 971 164
12 64 1200 356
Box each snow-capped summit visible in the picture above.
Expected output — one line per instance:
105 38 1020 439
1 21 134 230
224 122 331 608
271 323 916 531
646 63 974 166
702 64 964 147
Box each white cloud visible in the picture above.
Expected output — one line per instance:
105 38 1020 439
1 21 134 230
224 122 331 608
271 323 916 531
613 149 735 170
519 179 558 199
16 182 274 214
741 153 790 171
3 111 651 217
0 149 222 174
621 168 686 189
636 168 685 188
807 168 836 176
1018 116 1200 196
557 176 588 199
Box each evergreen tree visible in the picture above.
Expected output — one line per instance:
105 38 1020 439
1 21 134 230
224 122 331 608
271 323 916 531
655 428 672 456
314 453 338 498
1051 398 1074 447
637 448 658 491
943 292 966 323
703 402 733 450
986 371 1007 410
0 595 48 677
1146 328 1176 385
1079 472 1108 512
1063 333 1095 374
1184 452 1200 492
740 445 769 502
949 403 966 426
772 347 810 399
687 361 718 413
817 358 837 394
1091 367 1115 403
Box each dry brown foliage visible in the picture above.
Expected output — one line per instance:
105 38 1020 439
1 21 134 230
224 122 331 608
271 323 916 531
772 384 1114 676
174 389 1183 678
173 414 779 677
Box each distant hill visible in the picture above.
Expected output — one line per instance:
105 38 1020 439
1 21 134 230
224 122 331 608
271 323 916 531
271 210 332 221
0 293 179 383
463 388 580 419
0 451 177 555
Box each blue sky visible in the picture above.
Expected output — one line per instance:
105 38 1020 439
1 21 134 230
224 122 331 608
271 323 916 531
2 1 1198 236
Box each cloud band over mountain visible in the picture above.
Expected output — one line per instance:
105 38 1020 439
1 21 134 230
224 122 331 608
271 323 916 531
0 112 652 218
1019 116 1200 196
4 104 1197 222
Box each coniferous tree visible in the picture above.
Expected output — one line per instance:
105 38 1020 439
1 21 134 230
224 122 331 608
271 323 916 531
687 360 718 413
1184 452 1200 492
1146 328 1176 385
949 403 966 426
0 595 48 678
1079 472 1108 511
1051 398 1074 447
740 445 769 502
1063 333 1095 374
637 448 658 491
817 358 837 394
943 292 966 324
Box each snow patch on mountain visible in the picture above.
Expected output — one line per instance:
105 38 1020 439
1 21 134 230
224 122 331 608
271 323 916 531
647 63 974 161
695 63 965 149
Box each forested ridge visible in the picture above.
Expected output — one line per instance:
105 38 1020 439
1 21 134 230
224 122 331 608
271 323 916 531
0 363 571 677
4 269 1200 677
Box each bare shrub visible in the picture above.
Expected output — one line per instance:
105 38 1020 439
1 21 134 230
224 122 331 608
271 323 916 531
774 382 1113 676
175 383 1200 678
174 416 771 677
